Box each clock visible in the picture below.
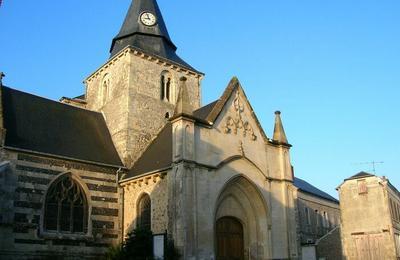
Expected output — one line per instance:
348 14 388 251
140 12 157 26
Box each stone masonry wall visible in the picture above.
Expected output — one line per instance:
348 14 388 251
122 172 168 238
316 227 343 260
296 192 341 245
0 150 122 259
339 176 397 260
85 51 130 166
85 48 202 167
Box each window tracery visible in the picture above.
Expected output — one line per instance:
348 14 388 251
44 174 88 233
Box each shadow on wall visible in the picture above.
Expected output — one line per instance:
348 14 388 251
121 138 345 260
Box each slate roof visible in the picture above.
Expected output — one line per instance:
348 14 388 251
294 177 339 203
193 100 218 121
122 98 219 180
345 171 375 180
110 0 198 73
124 122 172 179
74 94 85 100
2 86 122 166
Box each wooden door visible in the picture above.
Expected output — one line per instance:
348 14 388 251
354 234 384 260
216 217 244 260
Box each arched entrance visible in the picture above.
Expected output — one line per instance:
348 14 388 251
216 217 244 260
214 176 270 259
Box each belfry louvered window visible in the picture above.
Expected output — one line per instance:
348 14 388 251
137 194 151 230
44 174 88 233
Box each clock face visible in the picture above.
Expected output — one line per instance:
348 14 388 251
140 12 157 26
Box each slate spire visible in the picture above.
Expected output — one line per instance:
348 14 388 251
110 0 196 71
273 111 289 145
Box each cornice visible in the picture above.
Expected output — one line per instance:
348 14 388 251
85 46 204 84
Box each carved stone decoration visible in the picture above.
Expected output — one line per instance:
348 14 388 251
238 141 245 156
224 91 257 141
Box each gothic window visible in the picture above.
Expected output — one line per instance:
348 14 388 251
161 72 172 102
137 194 151 230
44 174 88 233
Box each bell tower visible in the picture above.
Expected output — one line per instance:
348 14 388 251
84 0 203 167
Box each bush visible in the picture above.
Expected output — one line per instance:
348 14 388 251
103 228 180 260
124 228 153 259
103 244 124 260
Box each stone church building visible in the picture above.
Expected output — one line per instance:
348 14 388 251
0 0 340 259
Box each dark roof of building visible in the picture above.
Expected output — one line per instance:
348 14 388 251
294 177 339 203
2 86 122 166
110 0 198 72
124 122 172 179
122 98 222 180
74 94 85 100
193 100 218 121
345 171 375 180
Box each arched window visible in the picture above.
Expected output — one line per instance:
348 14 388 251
44 174 88 233
102 74 110 105
137 194 151 230
161 72 172 102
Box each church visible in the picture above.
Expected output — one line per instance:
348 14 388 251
0 1 341 259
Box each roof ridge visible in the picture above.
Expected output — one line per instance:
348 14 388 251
294 177 339 203
3 86 98 115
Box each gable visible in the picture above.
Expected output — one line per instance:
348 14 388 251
2 86 122 166
210 78 269 142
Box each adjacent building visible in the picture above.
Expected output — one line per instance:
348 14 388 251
294 177 341 259
338 172 400 260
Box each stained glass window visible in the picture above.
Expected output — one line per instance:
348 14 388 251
44 174 87 233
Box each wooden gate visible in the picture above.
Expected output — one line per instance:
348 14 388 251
216 217 244 260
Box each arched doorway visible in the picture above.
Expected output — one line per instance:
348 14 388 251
216 217 244 260
214 176 270 259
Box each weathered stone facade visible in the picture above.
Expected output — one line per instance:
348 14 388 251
316 227 343 260
85 48 202 167
0 150 123 258
120 82 300 259
121 172 168 237
295 190 340 245
338 172 400 260
0 1 345 259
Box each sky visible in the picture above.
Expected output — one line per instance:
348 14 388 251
1 1 399 198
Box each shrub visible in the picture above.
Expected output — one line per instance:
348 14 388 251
103 228 180 260
124 228 153 259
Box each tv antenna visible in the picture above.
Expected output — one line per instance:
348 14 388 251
353 161 384 174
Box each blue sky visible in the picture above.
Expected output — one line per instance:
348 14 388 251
1 1 399 197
